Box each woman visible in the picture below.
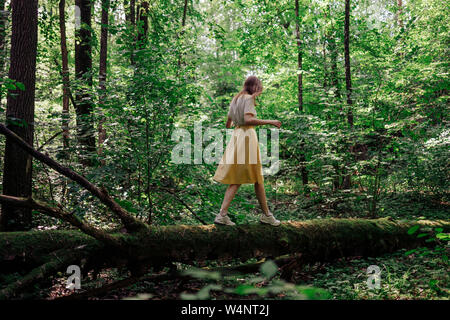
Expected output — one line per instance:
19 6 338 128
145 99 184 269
213 76 281 226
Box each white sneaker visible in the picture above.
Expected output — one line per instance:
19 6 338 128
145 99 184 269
260 212 281 226
214 213 236 226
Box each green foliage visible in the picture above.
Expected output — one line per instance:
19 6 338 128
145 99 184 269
179 261 330 300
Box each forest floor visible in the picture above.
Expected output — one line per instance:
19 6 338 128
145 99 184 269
42 246 448 300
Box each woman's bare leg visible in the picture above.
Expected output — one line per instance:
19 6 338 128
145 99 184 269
254 182 270 215
219 184 241 215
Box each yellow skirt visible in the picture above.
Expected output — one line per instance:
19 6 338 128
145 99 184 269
213 125 264 185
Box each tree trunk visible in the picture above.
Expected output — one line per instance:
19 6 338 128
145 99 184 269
0 0 38 231
177 0 188 70
396 0 403 29
75 0 96 166
342 0 354 190
322 38 328 91
59 0 70 152
0 0 8 109
329 36 340 101
295 0 303 112
344 0 353 128
98 0 110 161
0 218 448 299
295 0 308 191
130 0 135 26
136 1 149 48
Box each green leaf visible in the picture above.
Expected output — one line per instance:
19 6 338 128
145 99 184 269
416 233 428 238
234 284 258 295
436 233 450 241
407 225 420 235
5 82 16 90
15 82 25 91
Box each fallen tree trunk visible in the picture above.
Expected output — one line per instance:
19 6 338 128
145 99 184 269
1 218 448 291
2 218 448 267
126 218 449 265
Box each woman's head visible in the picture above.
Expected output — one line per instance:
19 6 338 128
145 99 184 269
243 75 262 96
233 75 263 102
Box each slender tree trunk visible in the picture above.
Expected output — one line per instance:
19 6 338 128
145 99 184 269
294 0 303 112
0 0 7 109
344 0 353 128
396 0 403 29
0 0 39 231
177 0 188 71
295 0 308 191
98 0 110 161
75 0 96 166
130 0 135 26
124 0 136 64
329 38 340 102
59 0 70 152
136 2 149 47
342 0 354 190
322 38 328 90
324 5 341 104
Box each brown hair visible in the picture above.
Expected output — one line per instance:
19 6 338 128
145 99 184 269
232 75 263 104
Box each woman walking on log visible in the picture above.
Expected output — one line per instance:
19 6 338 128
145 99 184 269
213 76 281 226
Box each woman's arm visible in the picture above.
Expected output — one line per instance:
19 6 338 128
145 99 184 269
244 113 281 128
226 116 233 129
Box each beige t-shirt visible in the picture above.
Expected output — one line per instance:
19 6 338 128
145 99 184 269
227 94 257 126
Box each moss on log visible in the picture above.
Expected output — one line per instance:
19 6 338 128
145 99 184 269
129 218 449 265
0 218 448 299
1 218 448 269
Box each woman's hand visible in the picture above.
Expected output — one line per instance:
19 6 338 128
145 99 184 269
271 120 281 128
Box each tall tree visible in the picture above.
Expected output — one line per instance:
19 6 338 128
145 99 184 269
75 0 96 166
98 0 110 160
396 0 403 29
177 0 188 70
294 0 303 112
344 0 353 128
0 0 39 231
295 0 308 191
0 0 8 108
59 0 70 152
136 1 149 48
342 0 354 189
326 4 341 102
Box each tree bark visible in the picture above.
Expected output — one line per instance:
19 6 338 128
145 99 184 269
59 0 71 152
136 1 149 48
396 0 403 29
342 0 354 190
177 0 188 70
294 0 303 112
0 0 8 109
344 0 353 128
98 0 110 160
295 0 308 191
0 218 448 299
75 0 96 166
0 0 38 231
